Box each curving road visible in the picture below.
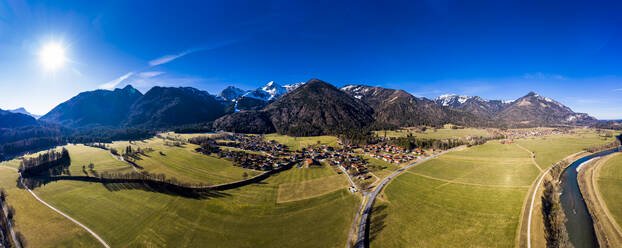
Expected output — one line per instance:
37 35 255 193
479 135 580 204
526 167 552 248
353 149 452 248
19 177 110 248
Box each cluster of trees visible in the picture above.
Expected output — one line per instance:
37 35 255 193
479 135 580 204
542 160 573 248
0 189 13 248
171 122 215 134
386 133 505 151
0 125 154 160
388 136 467 150
18 148 70 177
84 142 109 150
188 136 220 155
0 189 25 248
96 171 212 189
122 146 153 162
593 121 622 130
68 127 154 144
584 139 621 153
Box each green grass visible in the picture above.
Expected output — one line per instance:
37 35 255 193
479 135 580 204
30 165 359 247
374 127 490 139
369 141 535 247
5 138 356 247
269 164 338 184
0 167 99 247
515 130 615 168
64 144 135 175
364 155 400 179
263 134 339 151
277 175 350 202
275 164 348 202
597 153 622 228
111 138 260 185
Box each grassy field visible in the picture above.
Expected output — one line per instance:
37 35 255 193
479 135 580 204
515 129 616 169
29 164 359 247
597 153 622 229
277 174 349 202
0 134 359 247
0 167 100 247
65 144 135 175
374 127 490 139
263 134 339 151
364 155 401 179
369 141 537 247
109 138 260 185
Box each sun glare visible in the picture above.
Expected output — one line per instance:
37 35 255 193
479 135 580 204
39 42 66 71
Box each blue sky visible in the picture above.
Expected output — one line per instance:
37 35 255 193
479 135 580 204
0 0 621 119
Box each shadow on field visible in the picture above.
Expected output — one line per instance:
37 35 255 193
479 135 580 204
18 177 231 199
101 181 231 199
367 204 388 246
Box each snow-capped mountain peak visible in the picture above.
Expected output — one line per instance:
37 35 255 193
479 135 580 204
340 85 374 100
434 94 473 107
217 86 247 102
284 82 305 92
241 81 306 102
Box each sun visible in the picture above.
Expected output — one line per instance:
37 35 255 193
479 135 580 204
39 42 66 71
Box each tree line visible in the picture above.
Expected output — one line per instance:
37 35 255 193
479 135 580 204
0 189 26 247
384 134 504 151
583 139 621 153
542 160 573 248
0 125 154 161
18 148 70 177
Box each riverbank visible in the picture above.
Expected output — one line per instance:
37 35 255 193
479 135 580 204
578 153 622 248
521 151 587 248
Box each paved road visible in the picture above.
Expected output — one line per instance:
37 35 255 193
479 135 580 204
353 150 451 248
115 154 140 173
526 167 552 248
338 165 359 191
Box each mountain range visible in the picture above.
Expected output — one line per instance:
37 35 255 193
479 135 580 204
0 78 603 158
0 109 38 128
1 79 602 145
29 79 599 133
215 79 375 136
341 85 484 128
230 81 305 111
40 85 226 129
433 92 597 126
29 79 600 133
8 108 41 119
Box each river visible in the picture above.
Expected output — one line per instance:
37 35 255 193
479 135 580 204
560 144 620 248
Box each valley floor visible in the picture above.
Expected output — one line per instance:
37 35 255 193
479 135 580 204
369 130 615 248
0 128 616 247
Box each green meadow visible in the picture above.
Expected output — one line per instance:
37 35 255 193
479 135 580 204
0 167 99 247
597 153 622 228
276 165 350 202
369 141 537 247
1 135 359 247
1 129 614 247
364 155 401 179
110 137 260 185
31 169 359 247
263 134 340 151
515 129 615 168
370 129 615 248
374 126 490 139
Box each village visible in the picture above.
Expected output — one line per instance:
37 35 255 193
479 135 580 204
194 134 429 189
